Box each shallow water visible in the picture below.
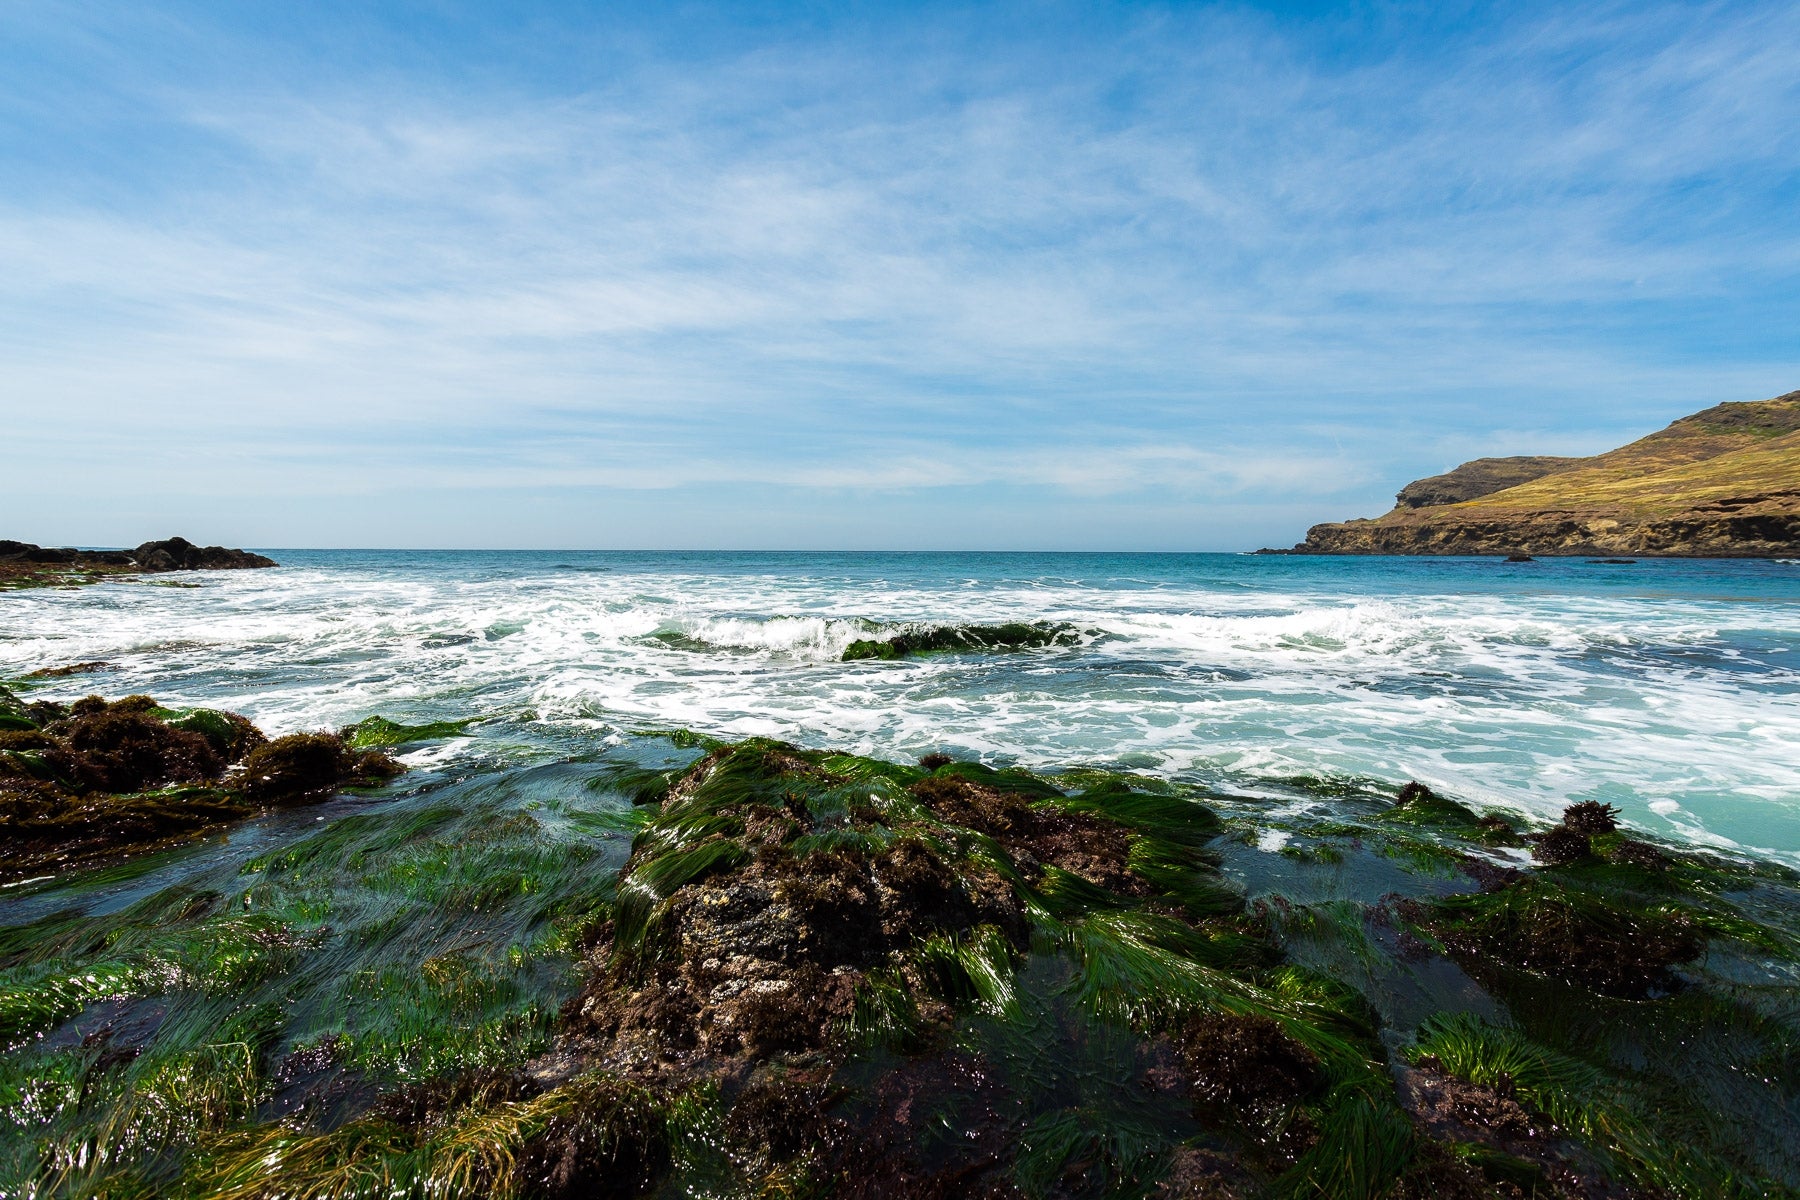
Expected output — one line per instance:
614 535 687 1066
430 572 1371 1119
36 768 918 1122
4 550 1798 866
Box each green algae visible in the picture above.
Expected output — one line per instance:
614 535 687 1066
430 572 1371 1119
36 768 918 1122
2 738 1797 1199
342 715 477 750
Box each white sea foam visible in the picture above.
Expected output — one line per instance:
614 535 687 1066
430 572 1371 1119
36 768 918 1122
3 553 1798 864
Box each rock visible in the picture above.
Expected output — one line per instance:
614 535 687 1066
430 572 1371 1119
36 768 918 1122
234 733 402 805
1 537 274 588
131 537 277 572
0 694 404 881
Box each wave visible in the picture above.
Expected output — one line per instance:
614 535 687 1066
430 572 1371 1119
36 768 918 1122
641 615 877 660
5 554 1797 865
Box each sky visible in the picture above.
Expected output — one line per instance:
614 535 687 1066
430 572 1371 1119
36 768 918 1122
2 1 1797 550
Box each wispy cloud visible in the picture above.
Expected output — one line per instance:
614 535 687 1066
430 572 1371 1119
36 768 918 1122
1 0 1797 546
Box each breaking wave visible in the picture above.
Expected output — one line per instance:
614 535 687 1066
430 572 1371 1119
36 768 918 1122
2 550 1797 865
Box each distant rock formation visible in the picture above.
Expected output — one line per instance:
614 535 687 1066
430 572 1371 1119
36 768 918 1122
130 537 277 572
1269 391 1800 557
0 537 276 588
1394 456 1583 509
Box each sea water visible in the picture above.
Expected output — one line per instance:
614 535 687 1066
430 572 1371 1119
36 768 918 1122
3 550 1798 866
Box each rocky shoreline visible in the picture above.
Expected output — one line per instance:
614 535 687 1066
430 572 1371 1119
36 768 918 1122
1270 504 1800 558
0 537 276 590
5 699 1796 1198
1271 392 1800 558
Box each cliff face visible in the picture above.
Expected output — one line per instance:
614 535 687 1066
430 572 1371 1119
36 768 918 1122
1278 391 1800 557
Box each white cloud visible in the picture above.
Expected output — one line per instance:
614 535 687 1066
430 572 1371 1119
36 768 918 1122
1 0 1798 544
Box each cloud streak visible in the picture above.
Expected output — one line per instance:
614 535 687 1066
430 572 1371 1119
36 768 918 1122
1 0 1797 547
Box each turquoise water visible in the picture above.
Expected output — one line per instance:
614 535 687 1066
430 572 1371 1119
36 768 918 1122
4 550 1799 864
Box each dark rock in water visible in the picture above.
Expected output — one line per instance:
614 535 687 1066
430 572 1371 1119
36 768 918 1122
1606 838 1672 870
1587 558 1637 564
0 536 275 589
131 536 276 572
60 694 225 793
0 693 402 881
22 661 112 678
1396 781 1438 807
1503 553 1535 562
841 621 1078 661
1417 870 1705 998
1529 825 1593 866
235 733 403 805
1174 1011 1323 1115
1560 800 1620 835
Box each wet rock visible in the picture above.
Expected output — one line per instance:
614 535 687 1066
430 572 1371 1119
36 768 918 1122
1604 838 1670 871
0 694 404 881
130 536 277 572
56 696 224 792
909 773 1147 894
1559 801 1620 836
234 733 402 805
1174 1012 1324 1116
516 1076 671 1199
22 661 112 679
1418 877 1704 998
1 537 274 588
842 621 1078 661
1530 826 1593 867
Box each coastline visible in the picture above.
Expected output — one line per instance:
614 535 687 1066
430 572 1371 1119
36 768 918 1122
3 713 1797 1197
3 550 1799 1196
0 538 275 591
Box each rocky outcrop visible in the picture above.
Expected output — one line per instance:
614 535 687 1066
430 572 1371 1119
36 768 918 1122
0 537 276 588
130 537 277 572
0 691 401 881
1273 391 1800 557
1394 456 1583 509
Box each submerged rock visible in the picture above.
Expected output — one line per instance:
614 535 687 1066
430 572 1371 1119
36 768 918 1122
842 621 1079 661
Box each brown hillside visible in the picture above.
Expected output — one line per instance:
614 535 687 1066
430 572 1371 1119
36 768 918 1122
1276 391 1800 557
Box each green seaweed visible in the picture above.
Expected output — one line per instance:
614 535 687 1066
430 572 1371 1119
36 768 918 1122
4 730 1798 1200
341 715 476 750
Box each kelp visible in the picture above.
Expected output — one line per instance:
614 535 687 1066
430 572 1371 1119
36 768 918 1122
341 715 476 750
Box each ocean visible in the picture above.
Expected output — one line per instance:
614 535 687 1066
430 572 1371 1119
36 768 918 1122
4 549 1797 865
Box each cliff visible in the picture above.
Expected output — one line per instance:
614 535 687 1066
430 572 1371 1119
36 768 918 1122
1275 390 1800 557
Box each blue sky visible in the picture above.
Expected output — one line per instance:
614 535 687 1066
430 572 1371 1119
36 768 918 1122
3 1 1797 550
